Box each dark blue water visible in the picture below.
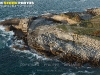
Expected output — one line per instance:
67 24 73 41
0 0 100 75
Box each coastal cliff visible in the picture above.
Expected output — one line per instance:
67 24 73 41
0 8 100 67
27 25 100 67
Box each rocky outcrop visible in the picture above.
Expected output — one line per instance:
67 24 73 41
0 18 20 25
87 8 100 16
51 12 82 24
27 25 100 67
0 8 100 67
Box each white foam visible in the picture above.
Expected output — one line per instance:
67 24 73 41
3 16 12 21
61 73 76 75
61 73 67 75
0 25 14 36
0 26 5 31
0 28 49 61
78 70 94 74
29 71 35 75
4 31 14 35
0 34 6 37
41 12 52 16
0 26 14 48
68 73 76 75
11 48 50 61
74 0 87 2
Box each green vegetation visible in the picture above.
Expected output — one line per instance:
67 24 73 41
91 36 100 41
92 15 100 19
57 15 100 40
80 20 93 28
57 25 68 32
80 15 100 28
57 24 100 40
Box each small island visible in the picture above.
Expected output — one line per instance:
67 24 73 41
0 8 100 67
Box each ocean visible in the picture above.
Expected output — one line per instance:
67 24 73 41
0 0 100 75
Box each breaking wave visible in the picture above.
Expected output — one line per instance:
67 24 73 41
12 48 50 61
0 26 14 49
0 25 50 62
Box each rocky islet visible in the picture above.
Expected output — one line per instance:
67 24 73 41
0 8 100 67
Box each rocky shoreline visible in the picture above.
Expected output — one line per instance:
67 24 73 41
0 8 100 67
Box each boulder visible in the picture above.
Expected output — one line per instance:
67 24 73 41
87 8 100 16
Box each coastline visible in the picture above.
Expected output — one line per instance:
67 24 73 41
0 7 100 67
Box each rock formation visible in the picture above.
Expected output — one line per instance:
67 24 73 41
87 8 100 16
0 18 20 25
0 8 100 67
27 25 100 67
